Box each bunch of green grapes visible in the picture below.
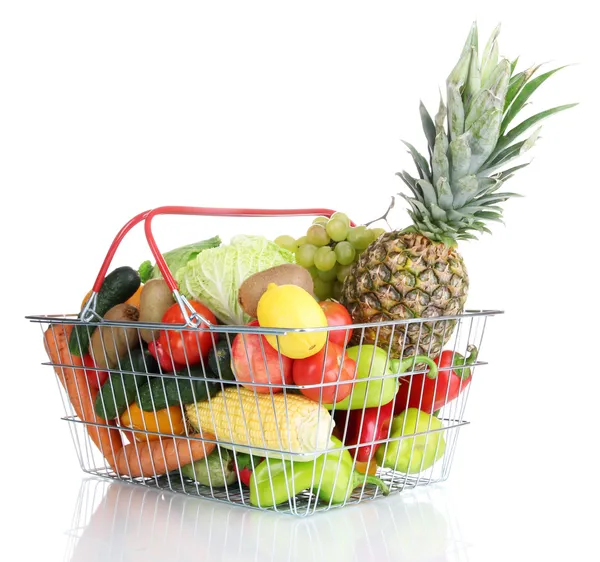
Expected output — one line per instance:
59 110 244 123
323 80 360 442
274 213 386 301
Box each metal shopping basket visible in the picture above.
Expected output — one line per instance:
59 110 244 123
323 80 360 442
27 206 501 516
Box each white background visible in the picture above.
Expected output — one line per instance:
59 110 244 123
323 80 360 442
1 1 598 561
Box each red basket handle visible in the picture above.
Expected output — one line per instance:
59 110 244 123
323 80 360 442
83 205 351 327
80 209 151 321
144 206 351 326
92 209 152 292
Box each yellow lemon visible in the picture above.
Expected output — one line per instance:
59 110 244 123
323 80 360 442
257 283 328 359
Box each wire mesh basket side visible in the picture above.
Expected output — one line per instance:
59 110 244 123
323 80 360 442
32 308 495 516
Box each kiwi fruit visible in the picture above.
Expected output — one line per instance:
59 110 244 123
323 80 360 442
238 264 314 318
90 303 140 369
138 278 175 343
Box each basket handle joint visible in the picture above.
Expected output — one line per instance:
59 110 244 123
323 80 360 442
174 291 214 328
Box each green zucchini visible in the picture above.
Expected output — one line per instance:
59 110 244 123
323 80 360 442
94 347 158 420
207 340 235 381
136 363 223 412
69 266 141 357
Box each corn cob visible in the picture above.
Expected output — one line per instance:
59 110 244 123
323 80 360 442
185 388 335 461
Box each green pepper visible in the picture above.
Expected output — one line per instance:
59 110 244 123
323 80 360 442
326 345 439 411
249 437 390 508
375 408 446 474
248 456 315 507
315 438 390 504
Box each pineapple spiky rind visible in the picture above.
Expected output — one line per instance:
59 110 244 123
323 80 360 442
342 231 469 358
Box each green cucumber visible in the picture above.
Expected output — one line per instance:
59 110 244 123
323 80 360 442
207 340 235 381
94 347 158 420
136 364 223 412
69 266 141 357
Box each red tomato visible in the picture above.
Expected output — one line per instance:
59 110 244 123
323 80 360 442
82 353 109 390
147 339 186 373
319 301 353 347
292 341 356 404
234 453 262 487
158 301 218 366
231 321 293 393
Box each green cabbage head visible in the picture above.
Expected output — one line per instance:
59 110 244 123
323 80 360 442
175 235 295 325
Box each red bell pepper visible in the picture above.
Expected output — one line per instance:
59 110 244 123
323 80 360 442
147 339 186 373
234 453 263 487
393 345 478 416
82 353 109 390
336 400 395 463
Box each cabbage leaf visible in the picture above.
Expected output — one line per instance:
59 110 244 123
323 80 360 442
175 235 295 325
138 235 222 283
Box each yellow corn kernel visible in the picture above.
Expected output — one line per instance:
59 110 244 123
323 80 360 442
185 387 334 460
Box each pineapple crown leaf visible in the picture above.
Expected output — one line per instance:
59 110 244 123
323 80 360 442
419 100 436 155
500 64 565 133
490 102 577 159
402 141 432 181
492 162 530 181
509 57 519 75
396 21 577 245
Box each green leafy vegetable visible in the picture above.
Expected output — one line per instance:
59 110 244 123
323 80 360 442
175 235 295 325
138 260 154 284
138 236 222 283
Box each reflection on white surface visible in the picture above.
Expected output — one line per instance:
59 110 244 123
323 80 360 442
64 477 473 562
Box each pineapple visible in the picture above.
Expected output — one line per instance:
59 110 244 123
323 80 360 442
341 22 575 358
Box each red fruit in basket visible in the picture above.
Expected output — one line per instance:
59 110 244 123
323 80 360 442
237 466 252 487
234 453 262 487
147 339 186 373
393 346 478 416
292 341 356 404
158 301 218 366
82 353 109 390
335 399 395 462
319 301 353 347
231 320 293 393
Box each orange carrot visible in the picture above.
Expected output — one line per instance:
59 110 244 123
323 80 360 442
114 433 216 478
43 323 123 469
44 323 215 478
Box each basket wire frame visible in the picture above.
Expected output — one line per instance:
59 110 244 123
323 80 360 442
30 308 499 517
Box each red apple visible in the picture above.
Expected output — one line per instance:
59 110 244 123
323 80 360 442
231 320 293 393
